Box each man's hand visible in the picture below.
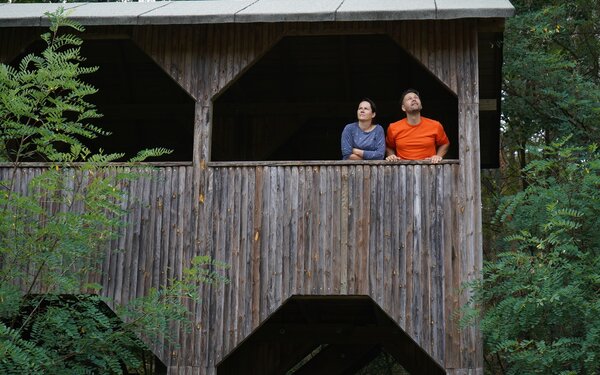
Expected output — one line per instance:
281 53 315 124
386 154 400 161
428 155 443 163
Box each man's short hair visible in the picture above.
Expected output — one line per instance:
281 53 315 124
400 88 420 104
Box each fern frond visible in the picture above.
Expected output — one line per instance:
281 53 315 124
128 148 173 163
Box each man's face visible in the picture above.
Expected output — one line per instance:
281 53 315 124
401 92 422 114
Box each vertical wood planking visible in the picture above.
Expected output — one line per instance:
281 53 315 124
129 170 143 300
136 170 151 298
374 166 384 305
367 166 377 301
289 167 299 295
131 169 151 297
333 166 348 294
229 167 241 351
339 166 349 294
114 168 130 306
412 165 423 346
221 167 234 357
273 167 283 309
387 21 457 94
212 167 225 363
243 167 255 342
455 20 469 368
148 169 161 293
296 167 306 294
1 162 462 371
276 167 285 302
183 166 195 365
403 165 414 336
389 165 401 325
432 165 445 362
455 19 483 370
302 166 313 296
382 166 392 314
233 167 245 349
347 166 358 294
251 167 263 328
122 171 138 303
311 166 319 294
318 167 328 294
1 14 486 374
200 166 215 370
330 166 340 294
260 166 271 319
359 165 370 294
282 167 292 300
376 166 385 307
421 165 432 354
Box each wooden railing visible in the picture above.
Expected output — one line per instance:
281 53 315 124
1 161 462 371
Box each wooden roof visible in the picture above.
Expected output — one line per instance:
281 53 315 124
0 0 514 27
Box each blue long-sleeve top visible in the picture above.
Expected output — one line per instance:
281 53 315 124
341 122 386 160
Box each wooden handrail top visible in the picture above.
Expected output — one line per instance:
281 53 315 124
0 161 194 168
208 160 460 167
0 160 459 169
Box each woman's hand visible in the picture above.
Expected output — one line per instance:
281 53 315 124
348 148 363 160
352 148 364 158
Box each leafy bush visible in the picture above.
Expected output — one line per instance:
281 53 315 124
468 138 600 374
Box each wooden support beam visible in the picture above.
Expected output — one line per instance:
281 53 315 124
291 344 380 375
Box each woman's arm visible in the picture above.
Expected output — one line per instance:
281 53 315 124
362 126 385 160
340 124 354 160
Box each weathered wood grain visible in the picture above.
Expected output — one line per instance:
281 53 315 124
1 161 465 371
0 16 486 374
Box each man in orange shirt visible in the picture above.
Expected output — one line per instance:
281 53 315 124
385 89 449 163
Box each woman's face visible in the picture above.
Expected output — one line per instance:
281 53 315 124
357 101 375 122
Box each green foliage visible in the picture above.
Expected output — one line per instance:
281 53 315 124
2 294 149 375
0 9 170 163
0 9 226 374
0 9 101 163
117 256 230 345
0 166 132 295
470 139 600 374
499 0 600 187
480 3 600 370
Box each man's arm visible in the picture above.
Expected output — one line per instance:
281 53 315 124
385 147 399 161
437 142 449 157
384 125 400 161
428 143 449 163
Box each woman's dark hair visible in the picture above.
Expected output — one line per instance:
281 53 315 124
359 97 377 114
400 88 420 104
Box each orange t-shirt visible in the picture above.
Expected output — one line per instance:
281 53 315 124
385 117 449 160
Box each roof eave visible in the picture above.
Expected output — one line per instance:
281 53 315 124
0 0 516 28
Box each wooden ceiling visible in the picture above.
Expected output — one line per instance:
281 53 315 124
217 295 446 375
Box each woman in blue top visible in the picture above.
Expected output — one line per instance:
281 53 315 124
341 98 385 160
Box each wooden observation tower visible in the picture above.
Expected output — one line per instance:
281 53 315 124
0 1 514 373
